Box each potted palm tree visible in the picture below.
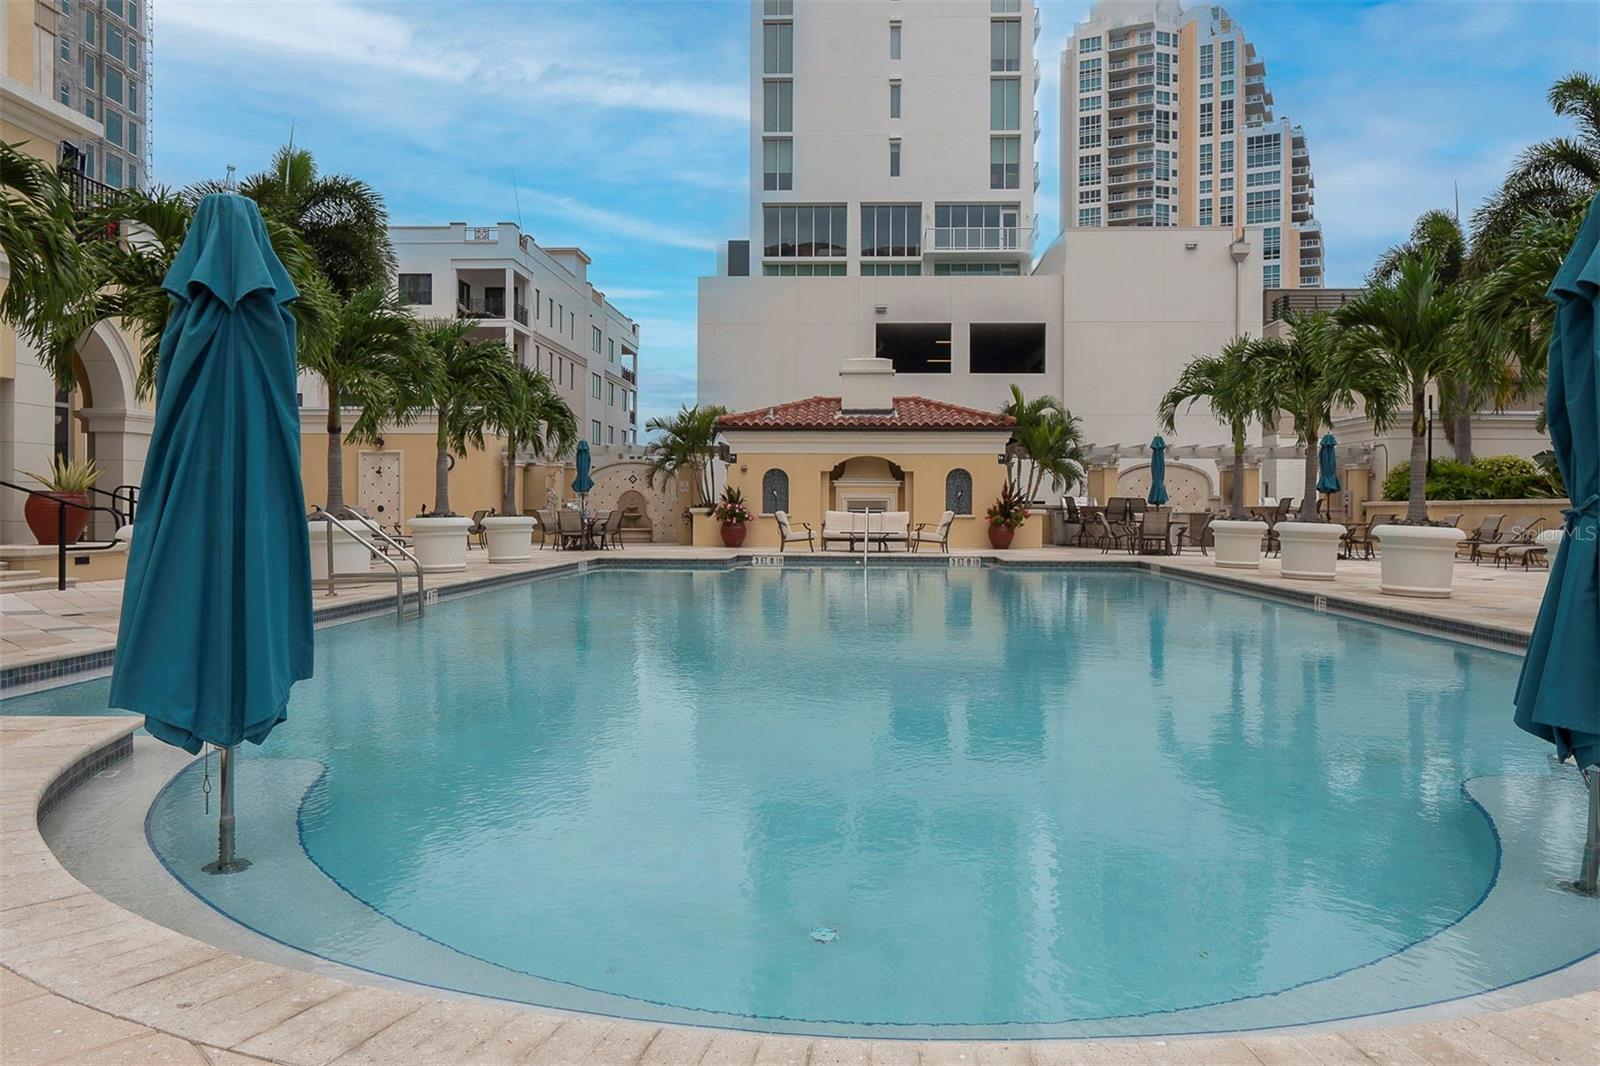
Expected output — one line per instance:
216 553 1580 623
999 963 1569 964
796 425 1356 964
301 283 430 579
1335 251 1468 595
409 320 520 571
711 486 755 547
21 457 101 545
483 365 576 562
1159 337 1273 568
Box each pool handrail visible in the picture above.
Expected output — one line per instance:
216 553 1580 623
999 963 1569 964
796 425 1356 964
308 506 426 620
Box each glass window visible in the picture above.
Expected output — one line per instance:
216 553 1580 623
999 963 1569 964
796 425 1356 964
1264 264 1281 287
59 84 70 106
1261 226 1281 260
126 84 138 114
1245 189 1280 224
105 110 124 147
1078 153 1101 185
85 10 95 45
592 325 603 353
105 154 123 188
84 54 96 90
762 469 789 514
398 274 432 305
990 19 1020 71
591 420 602 445
889 80 901 118
60 36 70 61
763 22 792 74
127 122 138 154
107 0 123 16
763 0 793 15
889 21 901 60
105 67 123 104
1078 207 1101 226
990 0 1021 12
990 78 1020 130
762 138 792 191
105 25 124 62
860 204 921 257
763 205 847 258
1077 56 1101 93
592 373 602 400
1079 35 1101 53
763 79 792 132
608 381 616 406
1220 140 1235 172
85 98 95 119
990 136 1020 189
126 39 138 70
889 139 901 178
945 469 973 515
1077 114 1101 149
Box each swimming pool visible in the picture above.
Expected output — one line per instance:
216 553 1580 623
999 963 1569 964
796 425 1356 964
12 565 1597 1038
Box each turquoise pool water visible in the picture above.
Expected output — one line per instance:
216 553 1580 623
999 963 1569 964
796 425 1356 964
11 566 1596 1037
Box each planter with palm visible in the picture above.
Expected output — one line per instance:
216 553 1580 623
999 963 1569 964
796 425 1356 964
999 386 1088 504
482 366 576 562
643 405 728 512
1157 336 1272 520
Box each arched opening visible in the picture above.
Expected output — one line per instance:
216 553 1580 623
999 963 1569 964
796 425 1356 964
761 468 789 514
1117 462 1213 511
945 468 973 515
828 456 905 512
70 323 150 535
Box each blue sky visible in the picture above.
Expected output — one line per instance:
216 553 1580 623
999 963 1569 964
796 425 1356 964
153 0 1597 425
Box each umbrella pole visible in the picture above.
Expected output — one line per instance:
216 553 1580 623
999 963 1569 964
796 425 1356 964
1579 766 1599 897
204 746 251 875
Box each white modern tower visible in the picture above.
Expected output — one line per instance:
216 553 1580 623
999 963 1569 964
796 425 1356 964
1061 1 1323 287
751 0 1039 277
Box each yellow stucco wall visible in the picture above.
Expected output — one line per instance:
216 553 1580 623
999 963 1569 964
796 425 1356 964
299 429 510 525
690 446 1043 550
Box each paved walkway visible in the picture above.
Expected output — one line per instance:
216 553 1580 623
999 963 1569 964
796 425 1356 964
0 544 1553 673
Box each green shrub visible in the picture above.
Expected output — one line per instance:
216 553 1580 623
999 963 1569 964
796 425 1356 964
1381 455 1556 501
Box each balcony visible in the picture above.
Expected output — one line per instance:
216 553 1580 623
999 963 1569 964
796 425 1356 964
622 366 636 385
513 303 529 326
923 225 1034 263
457 297 507 320
62 168 117 211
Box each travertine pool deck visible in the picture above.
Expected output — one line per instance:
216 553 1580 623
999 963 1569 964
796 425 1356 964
2 544 1593 1064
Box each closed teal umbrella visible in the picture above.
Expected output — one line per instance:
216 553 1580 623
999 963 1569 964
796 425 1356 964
1514 196 1600 894
572 438 595 499
1146 436 1169 506
1316 433 1341 493
109 194 314 872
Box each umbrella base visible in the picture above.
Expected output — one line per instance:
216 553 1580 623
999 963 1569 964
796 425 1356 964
203 857 253 875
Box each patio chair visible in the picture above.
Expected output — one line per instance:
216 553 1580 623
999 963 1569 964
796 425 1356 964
468 509 494 549
1061 496 1086 547
1488 518 1547 568
1104 497 1130 527
1339 522 1376 560
1138 510 1176 555
534 508 558 550
1456 514 1506 562
1091 512 1132 554
1435 513 1463 529
911 510 956 554
1182 512 1213 555
556 508 585 550
774 511 816 552
601 508 625 549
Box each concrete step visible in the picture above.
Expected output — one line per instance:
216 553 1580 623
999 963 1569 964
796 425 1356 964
0 571 77 592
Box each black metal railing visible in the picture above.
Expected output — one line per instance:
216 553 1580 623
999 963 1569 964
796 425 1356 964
1265 288 1358 323
456 297 507 319
1 481 128 590
61 168 117 211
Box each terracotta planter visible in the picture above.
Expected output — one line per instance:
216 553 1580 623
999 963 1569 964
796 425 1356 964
1276 521 1346 581
24 492 90 545
720 521 747 548
988 523 1016 550
1211 519 1269 569
1372 524 1466 598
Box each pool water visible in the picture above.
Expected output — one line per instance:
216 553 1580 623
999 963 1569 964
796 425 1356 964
15 566 1596 1036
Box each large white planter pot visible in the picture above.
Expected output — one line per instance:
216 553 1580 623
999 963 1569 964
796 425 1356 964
409 515 472 573
1372 524 1466 598
1212 519 1269 569
308 520 373 581
1276 521 1346 581
483 515 535 563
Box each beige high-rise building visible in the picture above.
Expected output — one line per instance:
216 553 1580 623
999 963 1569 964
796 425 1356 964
1061 1 1323 288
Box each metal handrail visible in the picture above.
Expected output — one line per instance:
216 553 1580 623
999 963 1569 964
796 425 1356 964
0 479 126 590
309 506 425 619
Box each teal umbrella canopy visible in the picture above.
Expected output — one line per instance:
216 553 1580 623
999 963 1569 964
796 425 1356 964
1146 436 1169 506
108 194 314 754
1515 197 1600 771
572 439 595 496
1316 433 1341 493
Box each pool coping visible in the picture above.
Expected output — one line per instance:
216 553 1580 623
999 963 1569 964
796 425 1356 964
4 718 1597 1066
0 550 1530 695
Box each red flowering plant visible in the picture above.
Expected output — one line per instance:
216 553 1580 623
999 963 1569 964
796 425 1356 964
711 486 755 525
985 482 1030 529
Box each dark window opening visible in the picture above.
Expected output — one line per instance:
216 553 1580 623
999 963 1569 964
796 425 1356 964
398 273 432 305
970 322 1045 374
876 323 952 374
762 468 789 513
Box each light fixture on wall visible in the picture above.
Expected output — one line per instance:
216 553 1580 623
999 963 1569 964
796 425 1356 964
1184 241 1198 250
874 305 889 315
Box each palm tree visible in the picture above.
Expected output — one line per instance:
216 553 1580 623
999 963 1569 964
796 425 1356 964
1471 72 1600 264
1333 251 1464 524
642 405 727 508
224 146 395 298
1253 311 1375 521
492 365 577 515
301 284 431 514
415 319 521 515
999 386 1088 503
1463 209 1581 399
1158 336 1272 519
0 143 95 377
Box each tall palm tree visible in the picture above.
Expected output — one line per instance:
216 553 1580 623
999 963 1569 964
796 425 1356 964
1333 251 1464 524
301 284 430 514
643 405 727 508
0 143 95 376
492 365 577 515
224 146 395 298
1253 311 1375 521
1158 336 1272 519
1463 209 1581 399
999 386 1087 503
415 319 521 515
1471 72 1600 264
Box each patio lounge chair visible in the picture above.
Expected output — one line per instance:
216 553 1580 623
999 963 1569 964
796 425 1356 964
1456 514 1506 562
1489 518 1547 568
911 510 956 554
774 511 816 551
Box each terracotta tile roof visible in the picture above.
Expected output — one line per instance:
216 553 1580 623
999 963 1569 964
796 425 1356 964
717 396 1017 431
